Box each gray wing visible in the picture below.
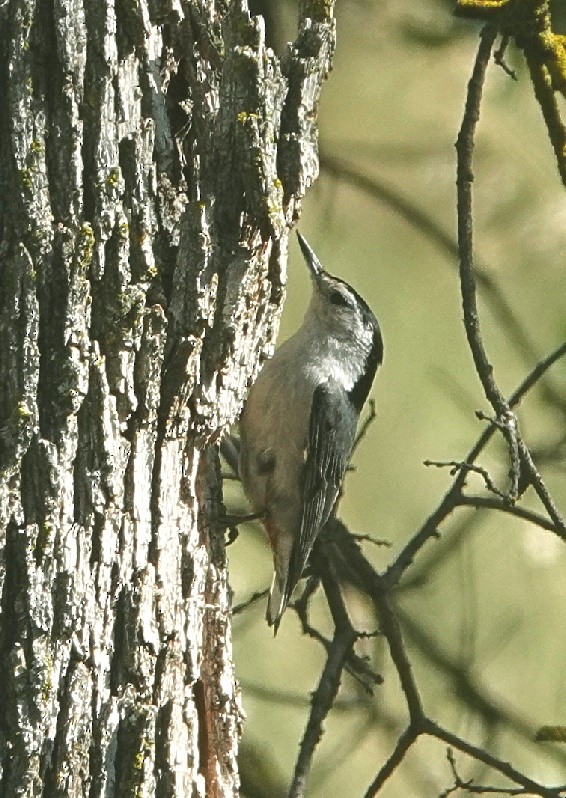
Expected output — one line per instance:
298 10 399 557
284 380 357 607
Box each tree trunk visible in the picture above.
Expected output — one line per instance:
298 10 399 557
0 1 335 796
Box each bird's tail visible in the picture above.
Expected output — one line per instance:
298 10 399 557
265 531 296 633
266 573 287 634
264 520 296 633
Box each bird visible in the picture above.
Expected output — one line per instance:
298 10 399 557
238 231 383 630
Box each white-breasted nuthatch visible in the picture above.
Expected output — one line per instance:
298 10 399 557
239 232 383 630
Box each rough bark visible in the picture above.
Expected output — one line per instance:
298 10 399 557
0 1 336 796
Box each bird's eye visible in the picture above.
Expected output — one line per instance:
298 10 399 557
329 290 349 307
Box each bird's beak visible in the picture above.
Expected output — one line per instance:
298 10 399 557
296 231 323 279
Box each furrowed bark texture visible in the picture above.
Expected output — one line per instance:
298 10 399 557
0 1 336 796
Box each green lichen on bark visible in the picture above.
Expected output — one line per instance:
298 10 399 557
455 0 566 185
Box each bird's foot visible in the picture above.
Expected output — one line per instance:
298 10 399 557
218 510 263 545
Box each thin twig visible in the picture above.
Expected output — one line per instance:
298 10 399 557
503 342 566 415
458 494 559 533
363 725 419 797
352 533 391 547
295 613 382 695
353 398 377 453
375 591 424 724
232 588 269 615
288 567 358 798
293 568 382 691
385 340 566 588
476 410 565 533
516 441 566 538
494 35 517 80
441 747 566 796
424 459 508 500
310 483 566 796
424 718 564 798
456 23 521 500
292 575 321 625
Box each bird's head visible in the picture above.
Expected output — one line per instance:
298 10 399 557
296 231 382 360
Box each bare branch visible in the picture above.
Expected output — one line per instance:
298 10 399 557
353 398 377 453
351 533 391 548
442 746 566 796
516 441 566 537
424 459 509 500
455 24 521 500
329 517 566 798
385 340 566 588
288 567 357 798
457 494 560 534
363 726 419 798
232 588 269 616
425 719 565 798
455 20 566 532
493 35 517 80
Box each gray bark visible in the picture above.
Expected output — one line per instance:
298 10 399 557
0 1 335 796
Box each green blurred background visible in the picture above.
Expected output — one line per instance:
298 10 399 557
226 2 566 795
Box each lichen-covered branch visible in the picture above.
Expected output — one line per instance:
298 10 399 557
455 0 566 187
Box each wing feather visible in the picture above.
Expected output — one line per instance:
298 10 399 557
283 381 357 609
